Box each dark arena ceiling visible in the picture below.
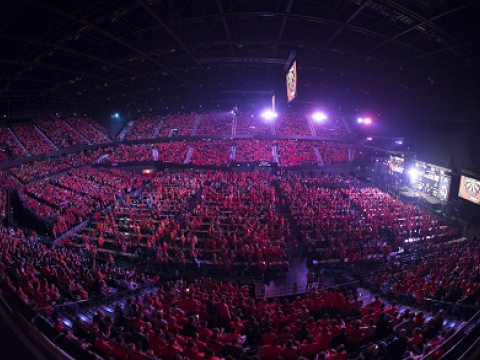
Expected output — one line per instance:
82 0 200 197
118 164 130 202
1 0 480 125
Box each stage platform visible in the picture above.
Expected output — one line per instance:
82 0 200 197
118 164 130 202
399 187 443 210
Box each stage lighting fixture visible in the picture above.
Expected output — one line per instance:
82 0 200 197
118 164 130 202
366 137 373 141
261 110 277 121
114 113 119 119
358 117 372 124
407 168 420 182
312 112 327 122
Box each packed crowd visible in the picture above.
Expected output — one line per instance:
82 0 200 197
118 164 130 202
26 274 455 360
125 116 163 140
196 114 233 136
159 113 196 137
317 142 351 165
107 143 189 164
65 117 111 143
275 113 312 136
0 163 471 360
108 144 154 163
19 168 142 237
12 149 111 184
0 227 155 312
278 173 457 263
312 118 349 138
189 141 232 166
276 140 319 166
35 119 90 148
190 171 289 272
70 170 200 265
234 140 273 163
370 236 480 316
235 113 273 135
69 170 289 275
0 127 27 161
0 172 20 219
11 123 57 155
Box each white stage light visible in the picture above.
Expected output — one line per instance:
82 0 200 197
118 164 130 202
357 117 364 123
408 168 420 182
364 117 372 124
312 112 327 122
261 110 278 121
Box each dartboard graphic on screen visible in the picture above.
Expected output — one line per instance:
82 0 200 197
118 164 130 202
459 175 480 204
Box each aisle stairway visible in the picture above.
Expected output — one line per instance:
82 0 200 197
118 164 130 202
34 125 58 151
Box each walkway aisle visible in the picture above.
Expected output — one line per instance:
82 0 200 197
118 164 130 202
265 178 310 294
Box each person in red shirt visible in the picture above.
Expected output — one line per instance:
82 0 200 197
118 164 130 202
298 334 319 359
230 316 244 334
280 339 298 360
261 338 283 360
183 339 205 360
94 335 113 355
347 321 364 349
332 289 345 311
203 347 221 360
197 321 213 341
217 298 231 328
182 293 200 314
262 327 277 345
408 327 424 355
314 327 333 352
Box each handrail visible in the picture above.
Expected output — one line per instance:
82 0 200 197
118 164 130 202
265 279 359 298
425 308 480 360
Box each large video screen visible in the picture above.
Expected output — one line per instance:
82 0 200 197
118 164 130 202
389 156 404 174
286 61 297 102
410 161 451 201
459 175 480 204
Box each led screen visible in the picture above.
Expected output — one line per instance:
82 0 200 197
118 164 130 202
286 61 297 102
410 161 450 201
459 175 480 204
389 156 404 174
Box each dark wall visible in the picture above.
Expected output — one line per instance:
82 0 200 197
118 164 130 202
414 120 480 174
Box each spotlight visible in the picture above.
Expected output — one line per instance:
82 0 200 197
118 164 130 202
366 137 373 141
261 110 277 121
113 113 119 119
312 112 327 122
358 117 372 125
407 168 420 183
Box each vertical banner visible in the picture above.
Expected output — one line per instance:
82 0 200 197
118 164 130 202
348 149 355 162
318 153 324 166
152 148 159 161
286 61 297 102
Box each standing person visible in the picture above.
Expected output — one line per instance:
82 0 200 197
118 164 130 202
307 270 315 289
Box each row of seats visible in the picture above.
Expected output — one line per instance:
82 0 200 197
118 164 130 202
68 170 289 275
65 117 111 144
120 112 350 138
278 173 457 263
2 117 110 160
18 167 142 237
35 119 90 148
0 170 471 360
